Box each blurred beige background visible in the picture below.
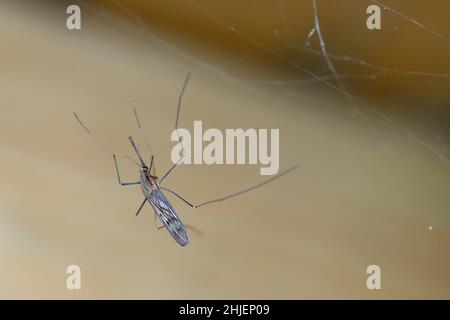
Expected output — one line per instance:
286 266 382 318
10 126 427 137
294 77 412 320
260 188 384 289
0 0 449 299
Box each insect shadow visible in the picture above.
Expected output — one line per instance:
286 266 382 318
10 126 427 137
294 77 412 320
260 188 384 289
74 73 298 247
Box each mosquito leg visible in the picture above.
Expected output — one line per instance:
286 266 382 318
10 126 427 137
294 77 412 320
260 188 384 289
194 165 299 208
160 165 298 209
160 187 195 208
149 155 154 173
159 157 183 185
158 73 192 185
113 154 141 186
136 198 147 216
153 212 165 231
132 103 156 175
73 113 140 186
174 73 191 132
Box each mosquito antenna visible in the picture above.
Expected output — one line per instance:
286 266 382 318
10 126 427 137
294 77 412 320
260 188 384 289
128 136 146 167
73 112 114 156
194 165 299 208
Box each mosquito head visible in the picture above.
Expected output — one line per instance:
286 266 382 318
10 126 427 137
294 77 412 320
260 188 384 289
140 166 149 173
128 136 146 168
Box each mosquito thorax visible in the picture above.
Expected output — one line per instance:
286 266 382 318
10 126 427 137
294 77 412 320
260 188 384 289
150 176 158 186
140 167 157 188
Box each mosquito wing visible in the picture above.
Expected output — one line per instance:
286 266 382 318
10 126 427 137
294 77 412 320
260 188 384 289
149 189 189 247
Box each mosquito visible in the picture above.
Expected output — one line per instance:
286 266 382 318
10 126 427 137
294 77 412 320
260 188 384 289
73 73 298 247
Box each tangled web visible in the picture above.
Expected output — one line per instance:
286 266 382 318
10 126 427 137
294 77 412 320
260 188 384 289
91 0 450 165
